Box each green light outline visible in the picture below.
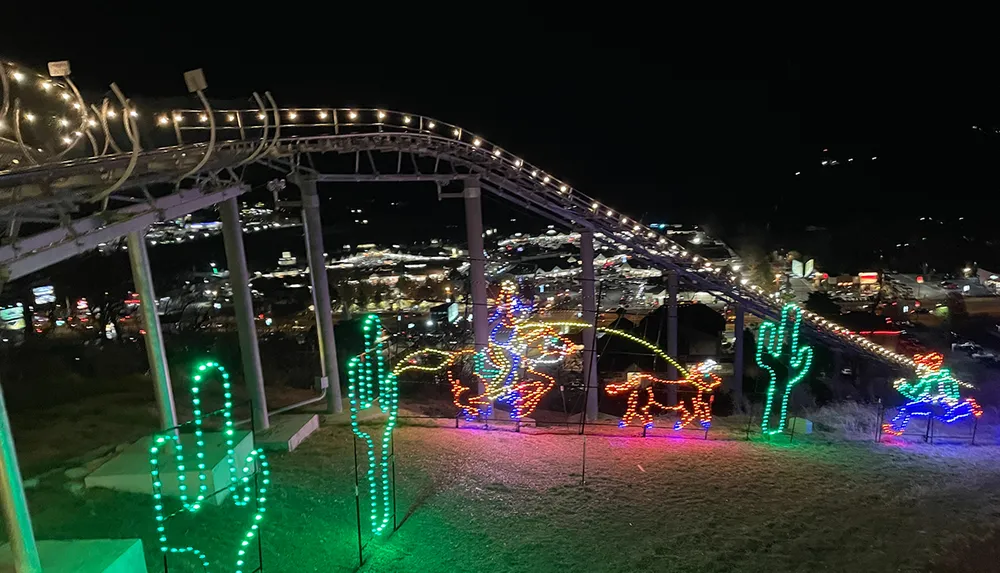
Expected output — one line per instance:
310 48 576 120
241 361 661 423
756 304 814 436
147 359 271 572
348 314 399 536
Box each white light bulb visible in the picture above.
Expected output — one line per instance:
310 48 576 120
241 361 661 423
157 115 169 126
288 111 298 120
559 185 568 192
402 116 411 124
493 148 501 156
58 118 69 127
87 118 97 127
531 170 538 177
318 111 328 119
348 110 358 120
514 159 522 167
543 176 550 183
60 92 71 101
72 102 81 110
377 111 386 119
227 114 236 122
592 202 599 209
106 109 117 118
175 114 184 123
473 138 481 146
61 136 73 144
427 121 435 128
257 113 265 120
607 210 614 216
129 110 138 118
199 114 208 123
24 112 35 123
11 71 24 82
453 128 460 136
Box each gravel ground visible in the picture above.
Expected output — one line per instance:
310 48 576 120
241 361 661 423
17 416 1000 572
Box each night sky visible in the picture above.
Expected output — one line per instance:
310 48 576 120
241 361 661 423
4 24 999 272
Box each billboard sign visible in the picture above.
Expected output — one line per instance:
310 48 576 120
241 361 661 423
32 285 55 305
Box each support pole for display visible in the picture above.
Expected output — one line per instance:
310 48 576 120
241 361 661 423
353 436 363 567
219 198 270 430
733 303 745 405
581 231 600 422
464 179 488 395
299 178 343 413
666 270 679 406
0 379 41 573
126 230 178 431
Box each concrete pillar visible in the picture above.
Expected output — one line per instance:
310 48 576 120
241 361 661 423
126 231 178 431
581 231 600 421
465 180 489 395
733 303 745 404
219 198 270 430
666 270 679 405
299 179 343 413
0 378 41 573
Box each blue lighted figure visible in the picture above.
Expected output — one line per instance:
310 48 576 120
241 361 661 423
882 353 982 436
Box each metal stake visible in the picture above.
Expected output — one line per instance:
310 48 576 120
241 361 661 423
353 436 363 567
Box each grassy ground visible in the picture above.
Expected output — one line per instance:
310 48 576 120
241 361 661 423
21 415 1000 573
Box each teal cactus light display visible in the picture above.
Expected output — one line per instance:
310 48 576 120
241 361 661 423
756 304 814 436
147 360 270 572
348 314 399 535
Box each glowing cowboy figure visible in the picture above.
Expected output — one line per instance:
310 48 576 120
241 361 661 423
606 360 723 430
882 352 982 436
347 314 399 535
458 282 576 419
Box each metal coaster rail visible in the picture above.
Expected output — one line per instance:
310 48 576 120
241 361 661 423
0 96 918 374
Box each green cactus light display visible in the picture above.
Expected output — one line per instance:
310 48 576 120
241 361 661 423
347 314 399 535
755 304 814 435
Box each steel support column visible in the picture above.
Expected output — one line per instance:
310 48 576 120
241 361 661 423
581 231 600 421
0 378 41 573
733 303 745 404
465 180 489 395
219 198 270 430
667 270 679 406
126 231 178 431
299 180 343 413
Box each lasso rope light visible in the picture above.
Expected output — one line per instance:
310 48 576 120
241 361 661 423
147 360 270 572
348 314 399 535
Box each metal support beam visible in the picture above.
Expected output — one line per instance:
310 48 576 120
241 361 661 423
219 198 270 430
464 180 488 395
581 231 600 421
300 179 343 414
667 270 679 406
1 186 246 282
126 231 178 432
733 303 745 405
0 377 42 573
